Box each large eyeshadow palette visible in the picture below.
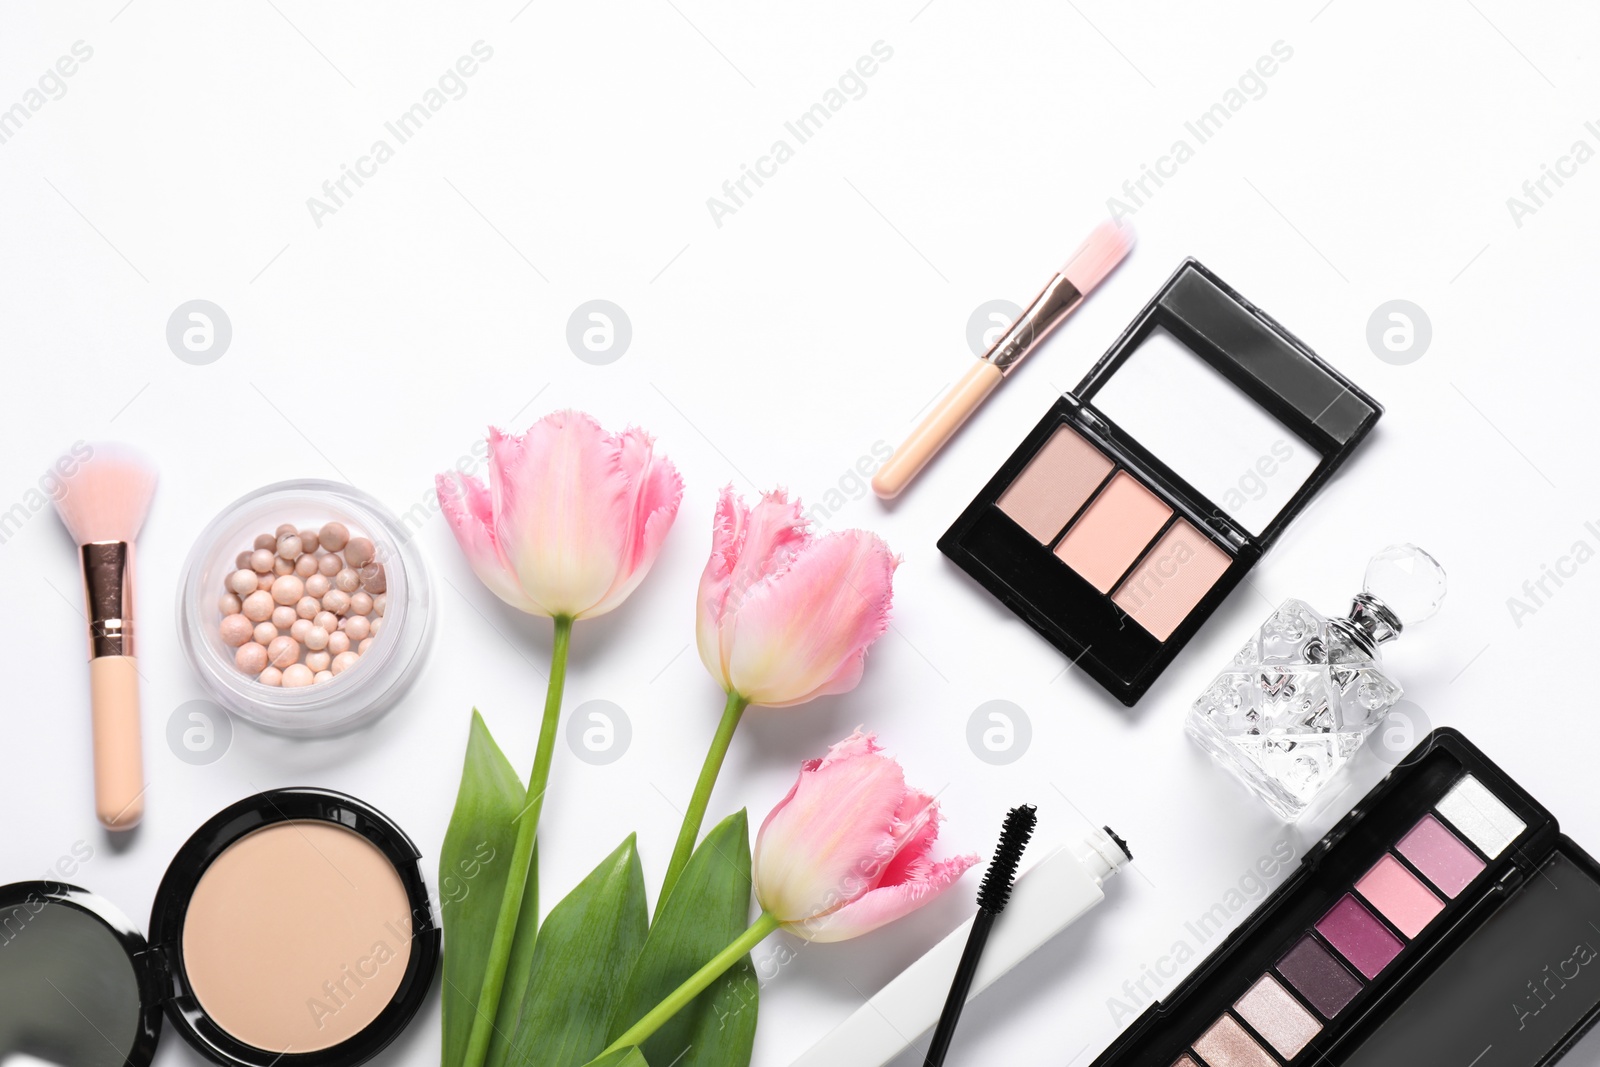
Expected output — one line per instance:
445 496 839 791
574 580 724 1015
940 260 1381 705
1090 730 1600 1067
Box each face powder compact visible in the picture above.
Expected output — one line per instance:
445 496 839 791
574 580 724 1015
0 789 438 1066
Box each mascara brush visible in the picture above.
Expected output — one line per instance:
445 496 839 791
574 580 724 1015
790 823 1130 1067
923 804 1038 1067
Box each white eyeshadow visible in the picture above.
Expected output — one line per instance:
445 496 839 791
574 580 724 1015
1437 774 1526 858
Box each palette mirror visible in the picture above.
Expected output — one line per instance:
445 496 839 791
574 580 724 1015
1089 327 1321 537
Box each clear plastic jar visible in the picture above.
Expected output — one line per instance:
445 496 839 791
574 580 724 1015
178 479 432 736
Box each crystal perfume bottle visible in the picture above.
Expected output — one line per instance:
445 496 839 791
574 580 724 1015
1187 545 1446 820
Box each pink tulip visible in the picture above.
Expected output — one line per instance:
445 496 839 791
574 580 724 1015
438 412 681 1067
754 730 979 942
696 488 896 707
436 411 683 620
606 731 978 1057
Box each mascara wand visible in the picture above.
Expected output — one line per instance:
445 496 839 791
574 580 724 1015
923 804 1038 1067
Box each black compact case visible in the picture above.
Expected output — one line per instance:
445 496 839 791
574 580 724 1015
1091 730 1600 1067
939 260 1382 705
0 789 439 1067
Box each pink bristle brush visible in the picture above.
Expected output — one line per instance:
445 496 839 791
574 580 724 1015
872 220 1134 499
52 443 158 830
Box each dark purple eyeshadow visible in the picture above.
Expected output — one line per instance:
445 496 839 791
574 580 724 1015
1316 895 1404 979
1277 934 1364 1018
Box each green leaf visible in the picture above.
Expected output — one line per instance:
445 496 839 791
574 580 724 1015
439 710 539 1067
584 1049 650 1067
611 811 758 1067
506 834 649 1066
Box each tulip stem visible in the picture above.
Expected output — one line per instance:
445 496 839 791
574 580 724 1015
462 614 573 1067
602 911 781 1058
657 690 749 916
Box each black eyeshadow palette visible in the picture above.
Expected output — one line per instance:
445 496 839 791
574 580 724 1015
1090 730 1600 1067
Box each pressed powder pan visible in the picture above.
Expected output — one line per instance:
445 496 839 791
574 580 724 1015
0 789 438 1067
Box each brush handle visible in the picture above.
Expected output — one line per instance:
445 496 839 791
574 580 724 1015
90 656 144 830
923 910 995 1067
872 361 1002 499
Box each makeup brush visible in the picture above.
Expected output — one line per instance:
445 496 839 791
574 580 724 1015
871 221 1134 499
52 443 158 830
922 804 1038 1067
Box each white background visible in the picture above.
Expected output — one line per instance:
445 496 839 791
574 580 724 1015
4 1 1600 1064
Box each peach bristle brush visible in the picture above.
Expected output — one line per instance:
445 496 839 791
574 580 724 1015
52 443 158 830
872 220 1134 499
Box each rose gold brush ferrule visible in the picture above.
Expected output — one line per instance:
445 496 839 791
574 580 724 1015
983 273 1085 376
872 220 1131 500
81 541 135 658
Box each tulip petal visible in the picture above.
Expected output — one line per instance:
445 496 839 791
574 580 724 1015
753 732 905 924
436 470 542 614
583 426 684 618
695 487 748 690
725 529 897 706
789 852 979 943
872 789 942 891
696 488 812 690
486 414 633 617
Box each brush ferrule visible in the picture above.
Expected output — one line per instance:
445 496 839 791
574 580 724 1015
983 273 1084 376
82 541 134 658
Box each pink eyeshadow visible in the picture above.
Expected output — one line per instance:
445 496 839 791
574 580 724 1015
1110 519 1232 641
1355 854 1443 938
996 427 1114 544
1316 895 1402 979
1396 814 1485 898
1054 472 1172 592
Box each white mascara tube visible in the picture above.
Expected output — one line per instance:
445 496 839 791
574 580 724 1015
790 827 1131 1067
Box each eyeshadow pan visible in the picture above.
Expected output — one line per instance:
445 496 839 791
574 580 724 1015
1276 934 1362 1019
1354 855 1442 938
996 426 1114 543
1396 814 1485 898
1192 1014 1277 1067
1315 895 1403 979
1054 471 1173 592
1111 519 1233 640
1234 974 1322 1058
1436 774 1525 858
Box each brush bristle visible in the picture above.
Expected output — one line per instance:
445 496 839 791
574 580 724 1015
51 442 158 545
1061 220 1134 295
976 804 1037 914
